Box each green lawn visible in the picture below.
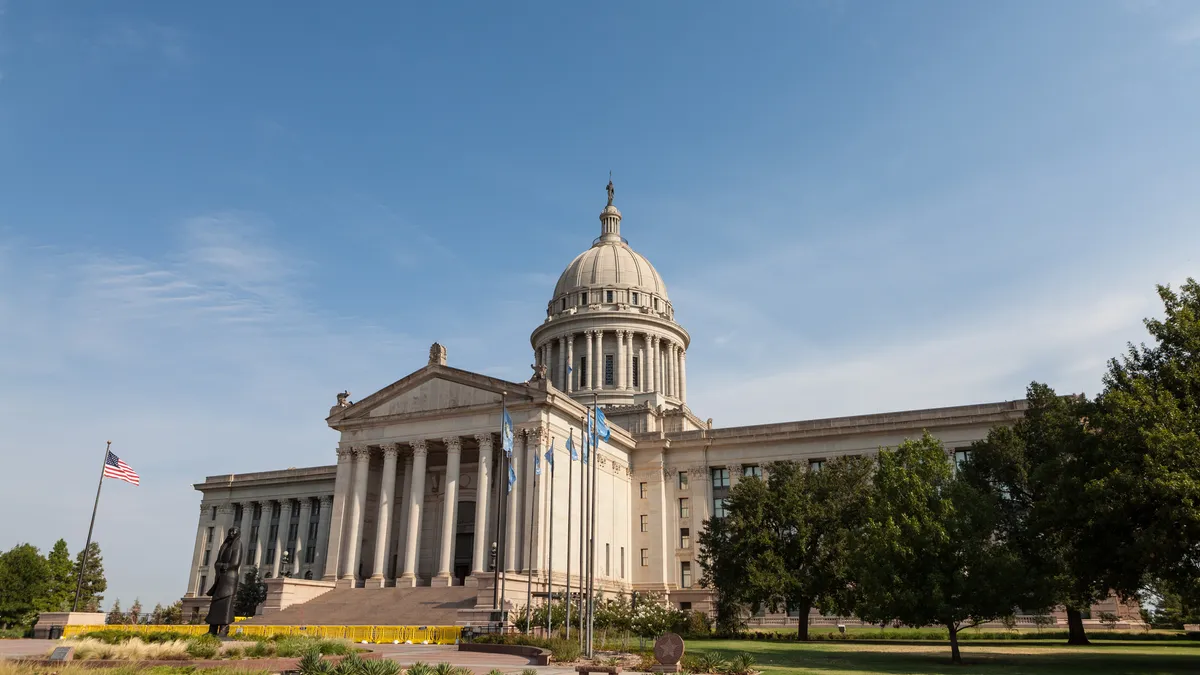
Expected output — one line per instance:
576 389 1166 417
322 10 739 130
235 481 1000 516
690 638 1199 675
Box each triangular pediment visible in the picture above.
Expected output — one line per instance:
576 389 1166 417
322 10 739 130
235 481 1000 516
328 365 540 425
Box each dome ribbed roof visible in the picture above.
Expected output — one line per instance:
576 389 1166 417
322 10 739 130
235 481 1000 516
553 242 668 300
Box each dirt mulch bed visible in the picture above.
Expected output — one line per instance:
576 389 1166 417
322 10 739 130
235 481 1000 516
16 652 382 671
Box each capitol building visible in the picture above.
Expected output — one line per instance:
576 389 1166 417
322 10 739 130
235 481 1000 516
181 186 1035 625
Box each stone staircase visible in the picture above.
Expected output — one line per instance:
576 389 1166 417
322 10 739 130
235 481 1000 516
242 586 479 626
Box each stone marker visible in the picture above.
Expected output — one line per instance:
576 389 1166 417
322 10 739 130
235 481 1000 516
652 632 685 673
48 646 75 662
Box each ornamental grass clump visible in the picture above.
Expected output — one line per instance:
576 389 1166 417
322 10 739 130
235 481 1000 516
68 637 192 661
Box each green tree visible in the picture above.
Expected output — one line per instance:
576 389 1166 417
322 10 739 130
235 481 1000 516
853 433 1028 664
961 383 1113 644
234 566 267 617
0 544 51 628
697 502 749 636
42 539 75 612
1096 279 1200 611
106 599 125 625
128 598 143 624
698 457 872 640
161 600 183 625
72 542 107 612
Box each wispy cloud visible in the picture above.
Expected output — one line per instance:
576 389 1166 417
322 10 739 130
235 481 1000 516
96 18 188 63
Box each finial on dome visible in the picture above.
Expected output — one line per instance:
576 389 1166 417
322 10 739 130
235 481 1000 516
599 174 622 243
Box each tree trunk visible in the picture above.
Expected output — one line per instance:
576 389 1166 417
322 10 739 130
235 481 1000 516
1066 607 1090 645
948 624 962 665
797 599 811 641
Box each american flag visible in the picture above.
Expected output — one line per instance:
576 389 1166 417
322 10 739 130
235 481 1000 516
103 450 140 486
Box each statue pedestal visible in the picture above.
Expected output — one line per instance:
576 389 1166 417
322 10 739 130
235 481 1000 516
651 666 681 673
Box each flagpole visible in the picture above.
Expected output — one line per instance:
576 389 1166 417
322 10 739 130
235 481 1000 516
587 396 598 657
578 414 588 651
492 393 507 615
546 437 555 635
565 429 574 640
73 441 110 612
525 446 535 632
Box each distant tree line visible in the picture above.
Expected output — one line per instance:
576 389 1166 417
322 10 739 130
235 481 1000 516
0 539 106 630
699 279 1200 664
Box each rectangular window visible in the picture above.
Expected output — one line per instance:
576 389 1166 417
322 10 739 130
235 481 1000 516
210 506 217 521
654 298 659 310
265 548 275 565
579 357 587 388
311 499 320 519
640 548 649 566
954 449 971 474
620 547 625 578
632 356 640 387
562 298 567 311
743 465 762 479
288 523 298 543
809 459 824 472
640 514 649 532
202 549 210 566
681 561 693 588
604 354 614 385
234 504 243 523
639 482 648 499
253 503 262 520
711 468 729 488
268 523 279 542
680 601 692 611
606 290 614 303
713 497 728 519
206 526 214 546
631 292 639 305
199 575 206 594
680 528 691 549
580 292 587 305
678 472 688 490
308 521 319 540
679 498 690 519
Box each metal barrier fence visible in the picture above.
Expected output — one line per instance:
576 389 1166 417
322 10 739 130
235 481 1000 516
60 624 462 645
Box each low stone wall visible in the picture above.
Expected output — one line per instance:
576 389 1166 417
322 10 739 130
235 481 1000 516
459 642 550 666
262 577 337 615
32 613 107 639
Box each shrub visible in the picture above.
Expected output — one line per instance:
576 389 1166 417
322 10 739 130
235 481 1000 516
333 652 365 675
546 637 581 663
298 649 333 675
187 634 222 659
247 641 275 658
724 653 755 675
405 662 432 675
68 637 191 661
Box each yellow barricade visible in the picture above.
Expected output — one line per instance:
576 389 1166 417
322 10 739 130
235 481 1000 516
62 623 461 645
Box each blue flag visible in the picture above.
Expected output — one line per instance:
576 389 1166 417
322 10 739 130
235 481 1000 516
534 451 541 477
583 417 591 465
566 433 578 461
502 407 514 457
545 442 555 471
595 406 611 442
508 463 517 489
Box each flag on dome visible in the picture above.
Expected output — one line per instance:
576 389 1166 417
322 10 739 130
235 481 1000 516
595 407 611 443
566 433 578 461
501 407 514 457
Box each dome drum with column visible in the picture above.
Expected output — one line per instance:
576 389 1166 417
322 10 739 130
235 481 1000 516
530 185 691 411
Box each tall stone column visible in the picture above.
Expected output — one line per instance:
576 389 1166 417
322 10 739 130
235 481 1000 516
650 336 660 394
253 505 265 571
615 330 626 390
271 500 291 578
471 433 493 577
505 431 524 572
434 437 462 586
527 427 547 574
341 446 371 583
558 336 568 391
626 331 636 391
322 447 355 581
584 330 594 390
367 444 399 586
594 330 605 390
237 502 254 564
187 505 208 597
679 350 687 402
396 453 413 575
669 343 678 398
398 440 429 587
294 499 311 576
315 495 334 575
566 335 575 393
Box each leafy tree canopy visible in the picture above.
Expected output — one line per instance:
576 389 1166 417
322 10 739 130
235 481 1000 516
0 544 50 628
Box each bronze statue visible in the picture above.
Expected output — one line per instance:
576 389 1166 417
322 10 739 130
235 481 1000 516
204 527 243 636
606 179 615 206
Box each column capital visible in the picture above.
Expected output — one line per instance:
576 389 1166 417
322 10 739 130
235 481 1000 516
444 436 462 454
584 329 595 338
381 442 401 459
319 494 334 507
615 329 626 338
216 504 236 515
727 463 743 475
475 433 494 453
336 446 354 461
410 439 429 457
298 498 313 512
351 445 371 460
199 504 210 515
687 464 709 477
651 335 661 346
526 425 548 448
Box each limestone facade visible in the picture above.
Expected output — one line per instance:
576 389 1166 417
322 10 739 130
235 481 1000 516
180 188 1076 623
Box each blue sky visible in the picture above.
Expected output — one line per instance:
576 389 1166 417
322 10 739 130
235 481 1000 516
1 0 1198 609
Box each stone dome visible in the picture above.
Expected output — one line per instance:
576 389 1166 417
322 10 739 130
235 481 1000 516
552 241 669 300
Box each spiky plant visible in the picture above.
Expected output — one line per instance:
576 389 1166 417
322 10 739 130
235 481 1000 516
405 661 433 675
